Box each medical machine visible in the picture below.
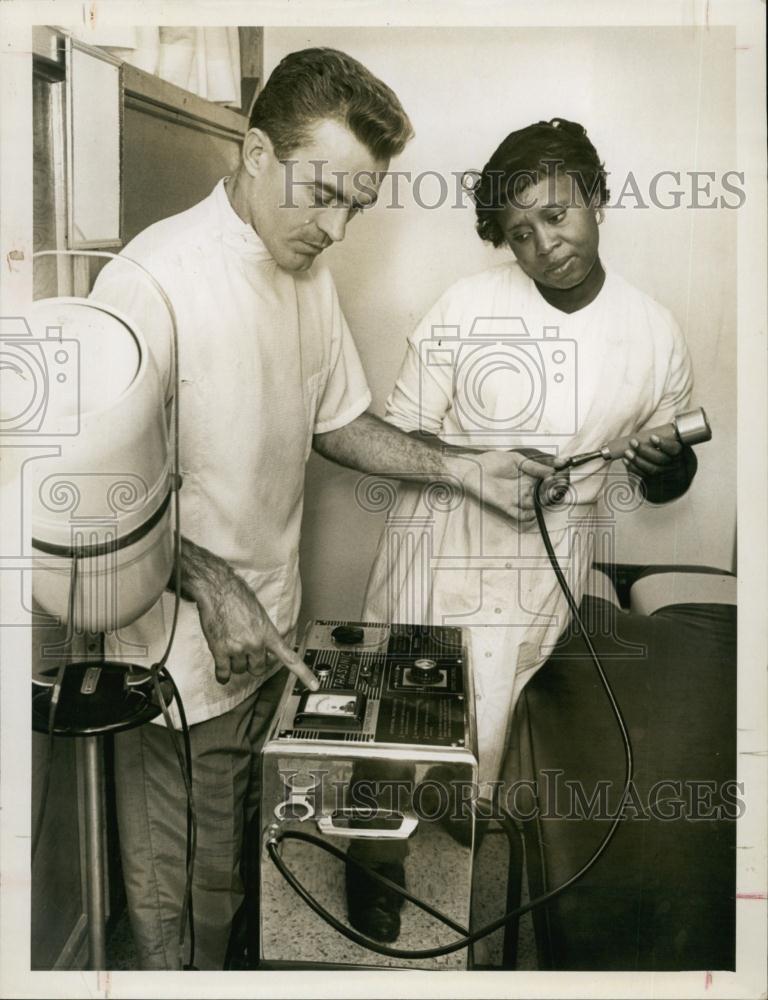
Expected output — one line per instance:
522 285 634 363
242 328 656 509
257 407 714 971
259 620 477 970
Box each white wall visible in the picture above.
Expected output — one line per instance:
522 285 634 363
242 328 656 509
262 26 737 624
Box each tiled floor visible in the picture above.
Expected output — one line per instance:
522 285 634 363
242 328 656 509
106 823 537 972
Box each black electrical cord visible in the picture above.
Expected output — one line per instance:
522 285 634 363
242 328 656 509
266 484 635 960
148 525 197 970
271 831 468 936
149 501 198 968
153 664 197 970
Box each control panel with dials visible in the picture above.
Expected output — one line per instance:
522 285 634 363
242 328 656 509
273 621 468 748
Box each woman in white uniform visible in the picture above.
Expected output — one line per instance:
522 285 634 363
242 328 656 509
365 117 697 800
350 118 698 943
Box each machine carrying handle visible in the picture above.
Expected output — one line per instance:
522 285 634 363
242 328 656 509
316 809 418 840
599 406 712 461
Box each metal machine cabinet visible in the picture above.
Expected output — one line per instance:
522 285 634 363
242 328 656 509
259 620 478 970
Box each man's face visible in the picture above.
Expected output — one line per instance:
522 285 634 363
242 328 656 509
247 119 389 272
500 174 601 290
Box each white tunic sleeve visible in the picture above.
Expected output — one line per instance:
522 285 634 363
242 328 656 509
384 293 456 435
312 276 372 434
636 309 694 431
90 255 175 404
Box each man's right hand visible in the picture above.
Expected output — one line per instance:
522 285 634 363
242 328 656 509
178 537 319 690
447 449 557 529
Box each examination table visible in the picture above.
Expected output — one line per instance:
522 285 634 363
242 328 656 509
505 564 737 970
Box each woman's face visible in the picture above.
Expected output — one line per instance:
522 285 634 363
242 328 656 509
500 174 601 290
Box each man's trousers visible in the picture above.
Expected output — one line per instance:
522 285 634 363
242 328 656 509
113 669 287 970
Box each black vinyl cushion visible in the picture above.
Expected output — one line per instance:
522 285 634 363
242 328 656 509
508 596 737 971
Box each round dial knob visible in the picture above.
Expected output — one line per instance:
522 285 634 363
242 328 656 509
412 658 440 683
331 625 365 645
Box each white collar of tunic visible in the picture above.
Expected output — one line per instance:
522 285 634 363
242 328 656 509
214 177 275 262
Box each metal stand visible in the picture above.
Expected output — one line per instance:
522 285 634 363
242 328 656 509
30 254 183 972
83 735 107 969
32 636 173 970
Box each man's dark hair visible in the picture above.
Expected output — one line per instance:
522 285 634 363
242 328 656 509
248 47 413 161
472 118 610 247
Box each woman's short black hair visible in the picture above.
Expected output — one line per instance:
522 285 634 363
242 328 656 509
471 118 609 247
249 47 413 162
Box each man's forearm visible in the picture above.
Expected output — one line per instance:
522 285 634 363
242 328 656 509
313 410 560 525
167 537 319 689
173 535 235 604
313 411 465 481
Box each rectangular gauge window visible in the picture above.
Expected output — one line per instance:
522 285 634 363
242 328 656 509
294 688 366 729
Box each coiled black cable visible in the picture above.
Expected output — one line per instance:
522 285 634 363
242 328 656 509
266 484 635 960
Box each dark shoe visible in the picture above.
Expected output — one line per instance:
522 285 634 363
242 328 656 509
345 858 406 943
417 765 475 848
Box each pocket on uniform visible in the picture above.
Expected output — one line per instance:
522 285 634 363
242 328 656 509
238 563 293 637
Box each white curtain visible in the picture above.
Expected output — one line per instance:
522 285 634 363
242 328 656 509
67 26 242 106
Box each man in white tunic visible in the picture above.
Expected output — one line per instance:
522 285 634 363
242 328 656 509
92 51 557 968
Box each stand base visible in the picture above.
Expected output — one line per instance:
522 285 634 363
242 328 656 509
32 662 173 736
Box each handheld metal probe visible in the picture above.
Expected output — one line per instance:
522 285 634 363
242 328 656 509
561 407 712 470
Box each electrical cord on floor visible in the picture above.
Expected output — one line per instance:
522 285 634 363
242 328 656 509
266 483 635 960
266 794 523 965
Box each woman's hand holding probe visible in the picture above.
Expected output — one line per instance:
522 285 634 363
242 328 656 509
621 434 696 504
623 433 683 477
